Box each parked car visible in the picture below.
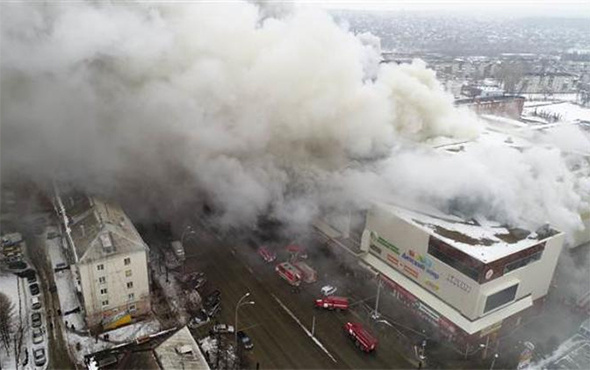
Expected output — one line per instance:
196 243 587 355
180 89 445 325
237 331 254 350
204 292 221 309
32 327 44 344
315 296 349 311
27 274 37 284
179 271 205 283
210 324 235 334
33 347 46 366
54 262 68 271
188 310 209 329
47 231 59 239
205 301 221 318
257 246 276 263
31 296 42 310
31 312 42 328
321 285 337 296
29 283 40 296
193 277 207 291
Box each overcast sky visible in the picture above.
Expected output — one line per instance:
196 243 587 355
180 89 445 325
295 0 590 18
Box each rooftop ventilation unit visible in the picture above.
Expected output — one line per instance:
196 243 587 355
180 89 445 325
175 345 193 355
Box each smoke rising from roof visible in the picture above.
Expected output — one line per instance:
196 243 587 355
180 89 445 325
1 1 587 237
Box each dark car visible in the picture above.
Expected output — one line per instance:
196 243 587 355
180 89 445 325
193 277 207 291
27 274 37 284
29 283 40 296
31 312 42 328
33 347 46 366
205 301 221 318
188 309 209 329
204 291 221 308
237 331 254 350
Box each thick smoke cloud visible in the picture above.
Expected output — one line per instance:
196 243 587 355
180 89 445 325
1 1 587 237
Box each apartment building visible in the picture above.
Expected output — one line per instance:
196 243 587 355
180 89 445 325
54 189 151 332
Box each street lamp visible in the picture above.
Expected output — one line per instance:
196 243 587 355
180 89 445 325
234 292 255 349
371 279 383 320
490 353 499 370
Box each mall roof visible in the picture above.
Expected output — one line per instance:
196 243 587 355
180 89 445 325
380 203 561 263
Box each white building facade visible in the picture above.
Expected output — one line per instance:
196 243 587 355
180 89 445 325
316 202 565 349
55 190 151 331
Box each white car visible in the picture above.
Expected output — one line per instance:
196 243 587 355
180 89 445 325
32 327 44 344
321 285 337 296
210 324 235 334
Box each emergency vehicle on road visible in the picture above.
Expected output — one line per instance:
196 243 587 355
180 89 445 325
293 261 317 283
315 296 349 310
344 322 378 353
275 262 302 286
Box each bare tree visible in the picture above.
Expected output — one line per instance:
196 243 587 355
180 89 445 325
0 292 15 352
13 318 28 368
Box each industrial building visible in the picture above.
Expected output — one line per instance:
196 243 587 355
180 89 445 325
53 188 151 332
315 201 565 352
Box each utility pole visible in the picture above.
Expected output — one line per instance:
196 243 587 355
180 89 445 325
372 279 382 319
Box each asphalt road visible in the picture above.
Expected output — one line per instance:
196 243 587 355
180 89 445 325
179 223 414 369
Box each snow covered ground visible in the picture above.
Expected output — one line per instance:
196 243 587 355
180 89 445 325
0 271 47 370
0 273 20 369
150 250 190 324
104 318 161 343
523 102 590 123
46 235 85 332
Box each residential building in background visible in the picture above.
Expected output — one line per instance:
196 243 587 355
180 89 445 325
54 189 151 332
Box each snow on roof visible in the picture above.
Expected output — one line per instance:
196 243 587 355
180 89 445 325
154 326 210 370
381 203 560 263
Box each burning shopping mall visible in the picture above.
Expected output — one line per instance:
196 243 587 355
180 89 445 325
315 202 565 353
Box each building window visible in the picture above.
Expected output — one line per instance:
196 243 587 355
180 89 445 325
98 276 106 284
129 304 136 312
102 300 109 307
125 269 132 277
97 264 104 271
127 281 133 289
428 237 483 281
484 284 518 313
128 293 135 300
504 251 543 274
100 288 108 295
124 257 131 265
369 244 382 255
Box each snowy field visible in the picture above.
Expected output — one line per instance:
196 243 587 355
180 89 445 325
523 102 590 122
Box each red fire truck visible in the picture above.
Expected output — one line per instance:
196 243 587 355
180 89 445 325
293 261 317 283
344 322 378 353
275 262 302 287
315 296 349 310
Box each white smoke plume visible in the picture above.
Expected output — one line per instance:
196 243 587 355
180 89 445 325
1 1 587 237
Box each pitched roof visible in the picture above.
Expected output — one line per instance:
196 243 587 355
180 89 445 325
60 192 147 263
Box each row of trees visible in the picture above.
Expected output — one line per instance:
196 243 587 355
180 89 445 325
0 288 28 369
